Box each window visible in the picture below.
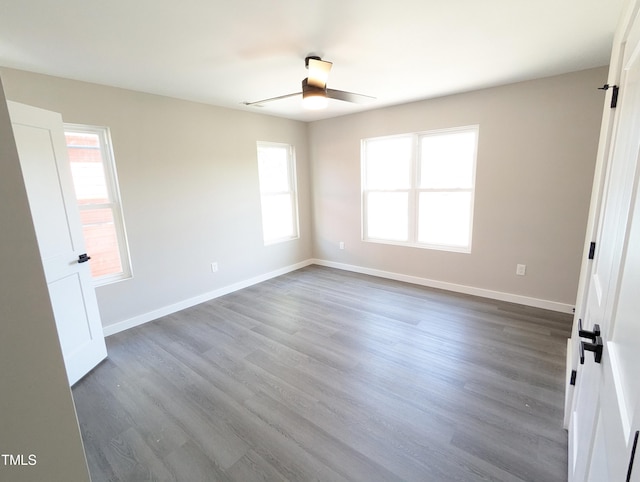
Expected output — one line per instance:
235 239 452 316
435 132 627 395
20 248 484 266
64 124 132 285
362 126 478 252
257 142 299 244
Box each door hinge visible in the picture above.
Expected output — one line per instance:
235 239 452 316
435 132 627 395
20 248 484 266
611 85 619 108
570 369 577 386
627 430 639 482
588 242 596 260
598 84 619 108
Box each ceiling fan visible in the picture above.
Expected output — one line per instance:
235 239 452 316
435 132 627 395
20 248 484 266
244 56 375 110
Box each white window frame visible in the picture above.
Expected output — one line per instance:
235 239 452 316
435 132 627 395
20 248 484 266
256 141 300 245
64 123 132 285
362 125 478 253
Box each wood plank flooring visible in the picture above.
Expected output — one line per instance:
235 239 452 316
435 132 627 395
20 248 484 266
72 266 572 481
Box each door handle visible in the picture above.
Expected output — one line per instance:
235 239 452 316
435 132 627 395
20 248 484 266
579 336 603 364
578 318 601 341
578 318 603 364
78 253 91 263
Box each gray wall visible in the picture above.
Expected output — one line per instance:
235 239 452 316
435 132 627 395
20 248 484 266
0 66 605 331
309 67 606 306
0 77 89 481
0 67 313 331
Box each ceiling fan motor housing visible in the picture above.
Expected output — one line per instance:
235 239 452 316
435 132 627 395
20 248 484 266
245 56 373 107
305 55 322 68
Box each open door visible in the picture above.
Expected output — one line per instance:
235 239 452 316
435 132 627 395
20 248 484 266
569 0 640 479
8 101 107 386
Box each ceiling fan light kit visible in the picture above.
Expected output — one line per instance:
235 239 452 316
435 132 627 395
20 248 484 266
301 78 329 110
301 92 328 110
245 56 375 110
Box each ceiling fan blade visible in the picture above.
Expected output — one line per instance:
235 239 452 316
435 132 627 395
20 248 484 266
326 88 376 104
243 92 301 106
307 58 332 88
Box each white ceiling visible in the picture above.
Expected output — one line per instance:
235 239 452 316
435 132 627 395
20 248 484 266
0 0 625 122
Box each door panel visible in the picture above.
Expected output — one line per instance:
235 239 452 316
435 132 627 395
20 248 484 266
49 274 94 356
599 142 640 479
13 124 76 259
8 101 107 386
587 414 607 482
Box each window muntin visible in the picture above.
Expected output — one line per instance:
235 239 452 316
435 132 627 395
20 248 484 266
362 126 478 252
65 124 132 285
257 142 299 244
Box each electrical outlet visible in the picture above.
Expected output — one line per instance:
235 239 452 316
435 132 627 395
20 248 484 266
516 264 526 276
211 262 218 273
339 241 345 250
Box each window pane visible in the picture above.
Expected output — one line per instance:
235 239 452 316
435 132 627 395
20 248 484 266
261 194 295 242
79 208 123 278
65 125 131 284
418 192 472 247
66 132 110 204
366 192 409 241
66 131 100 148
365 136 413 189
257 142 298 245
420 131 476 189
257 146 290 193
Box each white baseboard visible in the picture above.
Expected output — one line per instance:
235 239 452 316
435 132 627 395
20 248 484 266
311 259 575 314
104 257 574 337
102 259 314 336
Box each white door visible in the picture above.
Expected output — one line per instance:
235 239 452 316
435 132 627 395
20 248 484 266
569 3 640 479
596 162 640 480
8 101 107 386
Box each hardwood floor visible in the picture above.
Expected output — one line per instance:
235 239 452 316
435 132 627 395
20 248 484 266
72 266 572 481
